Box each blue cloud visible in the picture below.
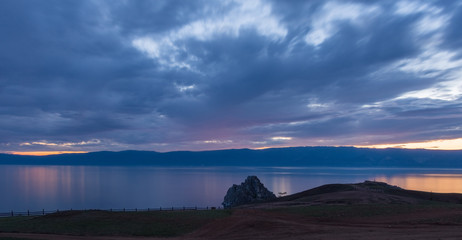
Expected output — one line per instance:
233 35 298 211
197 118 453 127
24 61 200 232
1 0 462 152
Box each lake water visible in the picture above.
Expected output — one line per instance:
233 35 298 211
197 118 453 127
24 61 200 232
1 165 462 212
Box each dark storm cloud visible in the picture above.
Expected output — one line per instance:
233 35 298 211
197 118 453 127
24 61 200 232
444 4 462 50
1 0 462 152
0 1 174 136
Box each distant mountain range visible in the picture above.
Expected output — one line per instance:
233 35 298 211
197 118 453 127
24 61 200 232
1 147 462 168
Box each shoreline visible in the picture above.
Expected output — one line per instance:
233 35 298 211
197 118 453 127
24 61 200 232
1 181 462 239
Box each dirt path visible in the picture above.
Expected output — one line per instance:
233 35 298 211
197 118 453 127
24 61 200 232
186 208 462 240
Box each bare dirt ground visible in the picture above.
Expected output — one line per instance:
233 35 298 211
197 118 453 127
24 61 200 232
3 207 462 240
187 208 462 240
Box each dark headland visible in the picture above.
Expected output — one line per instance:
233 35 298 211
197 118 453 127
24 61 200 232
2 146 462 168
2 181 462 240
247 180 462 207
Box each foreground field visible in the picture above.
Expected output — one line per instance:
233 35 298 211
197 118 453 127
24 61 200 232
2 203 462 240
2 181 462 239
0 210 230 239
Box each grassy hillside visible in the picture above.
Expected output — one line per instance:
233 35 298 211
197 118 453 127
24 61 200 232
2 182 462 239
0 210 230 237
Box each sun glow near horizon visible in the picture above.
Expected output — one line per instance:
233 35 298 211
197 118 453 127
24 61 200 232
355 138 462 150
8 151 88 156
253 138 462 151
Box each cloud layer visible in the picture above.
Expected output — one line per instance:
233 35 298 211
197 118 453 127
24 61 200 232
1 0 462 152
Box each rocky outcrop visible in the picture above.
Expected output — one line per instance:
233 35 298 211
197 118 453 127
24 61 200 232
222 176 276 208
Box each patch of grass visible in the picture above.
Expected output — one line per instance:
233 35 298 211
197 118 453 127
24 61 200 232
0 210 231 237
269 203 462 219
0 238 36 240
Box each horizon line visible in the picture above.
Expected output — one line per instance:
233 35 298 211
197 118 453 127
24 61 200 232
5 143 462 156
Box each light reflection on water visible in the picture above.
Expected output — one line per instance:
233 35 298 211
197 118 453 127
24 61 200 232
0 165 461 212
376 174 462 194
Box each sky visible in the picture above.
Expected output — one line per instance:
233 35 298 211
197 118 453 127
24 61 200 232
1 0 462 154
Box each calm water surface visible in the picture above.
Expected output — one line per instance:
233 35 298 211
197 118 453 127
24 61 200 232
1 165 462 212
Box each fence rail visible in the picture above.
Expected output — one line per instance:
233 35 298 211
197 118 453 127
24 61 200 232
0 206 221 218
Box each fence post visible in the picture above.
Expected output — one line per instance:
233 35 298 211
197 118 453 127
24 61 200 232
135 208 137 212
123 208 125 212
148 208 150 211
171 207 173 211
42 209 45 215
160 207 162 211
28 210 30 216
11 211 13 217
195 206 197 210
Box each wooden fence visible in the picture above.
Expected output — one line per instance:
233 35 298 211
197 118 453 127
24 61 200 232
0 206 220 218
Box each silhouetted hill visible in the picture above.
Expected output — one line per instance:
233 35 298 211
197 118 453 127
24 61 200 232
268 181 462 206
1 147 462 167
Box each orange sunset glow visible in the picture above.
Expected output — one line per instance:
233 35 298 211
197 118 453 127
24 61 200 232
355 138 462 150
376 174 462 194
10 151 88 156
